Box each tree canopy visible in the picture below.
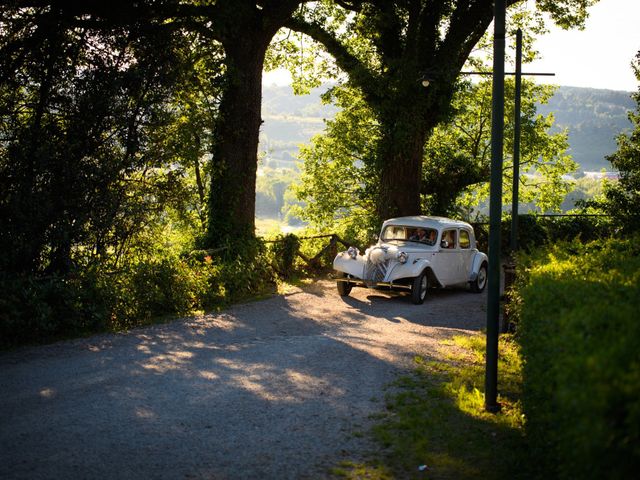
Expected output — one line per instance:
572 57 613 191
292 78 576 236
284 0 598 220
601 51 640 232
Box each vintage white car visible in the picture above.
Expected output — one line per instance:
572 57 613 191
333 216 488 304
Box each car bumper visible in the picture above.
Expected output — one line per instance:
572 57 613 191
336 276 412 291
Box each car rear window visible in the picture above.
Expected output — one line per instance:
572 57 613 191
460 230 471 249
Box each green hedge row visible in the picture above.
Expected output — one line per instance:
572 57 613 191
0 251 277 348
513 237 640 479
472 214 614 253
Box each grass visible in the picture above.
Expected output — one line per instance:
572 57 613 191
333 333 529 479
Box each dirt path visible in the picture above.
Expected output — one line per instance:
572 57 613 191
0 280 487 479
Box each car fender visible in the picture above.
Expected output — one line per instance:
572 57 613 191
333 252 366 279
469 251 489 281
387 257 432 282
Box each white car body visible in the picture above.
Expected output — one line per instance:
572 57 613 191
333 216 489 304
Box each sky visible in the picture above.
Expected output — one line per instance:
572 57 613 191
264 0 640 92
527 0 640 92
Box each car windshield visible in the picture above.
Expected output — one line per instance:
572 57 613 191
381 225 438 246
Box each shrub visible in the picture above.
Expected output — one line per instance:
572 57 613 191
269 233 301 278
0 272 109 347
497 214 615 254
1 249 277 348
513 237 640 479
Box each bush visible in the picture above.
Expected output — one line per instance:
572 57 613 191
269 233 301 278
496 214 616 253
0 272 109 347
513 237 640 479
0 250 277 348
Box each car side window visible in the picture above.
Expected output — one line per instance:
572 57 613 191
459 229 471 249
441 229 457 249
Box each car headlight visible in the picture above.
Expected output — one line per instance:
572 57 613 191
396 251 408 263
347 246 360 259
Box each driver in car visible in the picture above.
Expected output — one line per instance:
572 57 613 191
410 229 436 245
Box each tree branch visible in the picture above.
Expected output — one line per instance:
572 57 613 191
284 16 383 107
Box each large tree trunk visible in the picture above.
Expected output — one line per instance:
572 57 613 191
375 92 437 220
205 39 267 252
377 126 426 220
203 1 301 255
373 70 460 220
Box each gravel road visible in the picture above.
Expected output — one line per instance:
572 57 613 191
0 279 487 479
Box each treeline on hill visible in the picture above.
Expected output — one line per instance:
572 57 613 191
537 86 635 171
261 84 634 175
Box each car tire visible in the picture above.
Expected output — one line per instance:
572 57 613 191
336 274 353 297
411 271 428 304
471 262 488 293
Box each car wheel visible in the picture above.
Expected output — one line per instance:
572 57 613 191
471 263 488 293
411 271 428 305
336 274 353 297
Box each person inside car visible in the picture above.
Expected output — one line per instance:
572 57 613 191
410 229 437 245
410 229 427 242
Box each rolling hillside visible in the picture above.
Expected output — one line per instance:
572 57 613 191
537 86 634 171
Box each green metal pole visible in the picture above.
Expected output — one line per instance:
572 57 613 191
485 0 505 413
510 28 523 252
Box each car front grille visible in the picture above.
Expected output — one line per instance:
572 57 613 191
364 258 390 285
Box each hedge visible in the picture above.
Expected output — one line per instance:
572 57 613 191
0 250 277 348
513 237 640 479
472 214 615 254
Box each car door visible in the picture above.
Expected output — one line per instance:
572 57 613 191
458 228 475 282
430 228 463 286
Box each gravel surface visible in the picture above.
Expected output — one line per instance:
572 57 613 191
0 279 487 479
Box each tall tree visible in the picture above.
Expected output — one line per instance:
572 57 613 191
286 0 597 220
199 1 305 253
2 1 309 257
601 51 640 232
293 79 574 233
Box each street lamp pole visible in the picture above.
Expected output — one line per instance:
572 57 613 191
511 28 523 252
485 0 505 413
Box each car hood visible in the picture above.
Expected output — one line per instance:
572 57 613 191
365 242 436 260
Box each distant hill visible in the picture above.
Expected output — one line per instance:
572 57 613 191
260 85 337 169
537 86 634 172
260 84 635 173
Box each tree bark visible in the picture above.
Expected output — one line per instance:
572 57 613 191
376 121 428 219
203 1 302 254
206 39 266 251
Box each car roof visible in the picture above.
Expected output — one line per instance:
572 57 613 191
381 216 472 230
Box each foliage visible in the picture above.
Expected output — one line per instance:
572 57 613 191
0 272 109 346
291 85 379 238
438 79 577 217
0 5 225 276
336 334 526 479
512 237 640 479
294 80 575 238
599 51 640 233
0 251 277 349
0 4 260 348
285 0 598 219
269 233 301 278
497 214 614 253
